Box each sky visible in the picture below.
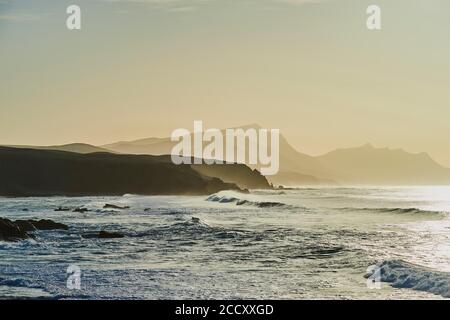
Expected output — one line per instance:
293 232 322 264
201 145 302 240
1 0 450 165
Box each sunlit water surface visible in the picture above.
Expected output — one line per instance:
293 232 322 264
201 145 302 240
1 187 450 299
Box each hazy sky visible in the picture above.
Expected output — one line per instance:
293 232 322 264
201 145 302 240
1 0 450 164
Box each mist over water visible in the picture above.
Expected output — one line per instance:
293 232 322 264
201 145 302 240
1 187 450 299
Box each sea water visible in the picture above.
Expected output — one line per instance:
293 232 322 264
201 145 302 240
1 187 450 299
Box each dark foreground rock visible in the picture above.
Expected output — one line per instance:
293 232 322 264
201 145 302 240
14 220 37 232
31 219 69 230
0 218 69 242
0 218 30 242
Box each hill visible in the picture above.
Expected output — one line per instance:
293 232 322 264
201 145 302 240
3 143 111 154
0 147 239 197
317 143 450 185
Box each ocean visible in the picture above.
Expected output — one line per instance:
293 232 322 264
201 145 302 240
1 187 450 299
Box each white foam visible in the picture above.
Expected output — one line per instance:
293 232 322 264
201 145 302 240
371 260 450 298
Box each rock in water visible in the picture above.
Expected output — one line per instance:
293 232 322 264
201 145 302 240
55 206 71 212
98 231 125 239
0 218 30 242
14 220 37 232
103 204 130 210
30 219 69 230
82 231 125 239
1 217 68 242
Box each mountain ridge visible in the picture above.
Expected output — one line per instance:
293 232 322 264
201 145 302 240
3 124 449 186
0 147 242 197
98 124 450 186
2 143 111 154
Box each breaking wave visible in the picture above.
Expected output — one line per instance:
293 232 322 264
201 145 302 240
206 193 292 209
343 207 446 216
130 216 249 241
367 260 450 298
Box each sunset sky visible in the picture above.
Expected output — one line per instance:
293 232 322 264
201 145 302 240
1 0 450 165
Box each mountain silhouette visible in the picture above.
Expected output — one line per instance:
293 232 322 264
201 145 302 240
5 125 449 187
101 124 333 185
3 143 111 154
0 147 241 197
316 143 450 185
101 124 450 186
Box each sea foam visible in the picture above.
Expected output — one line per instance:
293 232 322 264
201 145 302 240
368 260 450 298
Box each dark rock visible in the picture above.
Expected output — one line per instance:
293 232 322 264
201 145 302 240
99 231 124 239
55 206 71 212
73 207 89 213
95 209 117 214
82 231 125 239
30 219 69 230
191 163 271 190
0 218 30 242
103 204 130 210
81 233 97 239
14 220 37 232
1 217 68 242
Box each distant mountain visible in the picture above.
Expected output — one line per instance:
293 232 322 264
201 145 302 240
3 143 111 154
272 134 335 185
0 147 240 197
316 143 450 185
101 124 335 186
8 125 449 188
101 125 450 186
103 138 171 155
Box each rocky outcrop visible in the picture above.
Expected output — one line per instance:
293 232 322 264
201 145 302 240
191 164 271 190
14 220 37 232
0 218 69 242
30 219 69 230
0 218 30 242
1 216 128 242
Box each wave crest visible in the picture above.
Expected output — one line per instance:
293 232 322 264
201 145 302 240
206 193 290 208
345 207 446 216
367 260 450 298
